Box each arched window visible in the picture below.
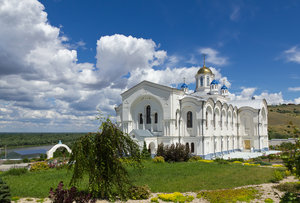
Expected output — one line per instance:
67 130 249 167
206 111 208 128
175 112 178 128
214 113 216 128
187 111 193 128
200 77 203 86
146 105 151 124
206 76 210 86
191 142 195 153
155 113 158 123
139 114 143 124
186 143 189 151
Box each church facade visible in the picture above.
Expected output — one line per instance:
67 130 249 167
115 63 269 159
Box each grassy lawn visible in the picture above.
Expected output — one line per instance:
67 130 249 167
1 161 275 198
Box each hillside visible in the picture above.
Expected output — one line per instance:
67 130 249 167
268 104 300 139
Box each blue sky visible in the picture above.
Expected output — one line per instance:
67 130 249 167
0 0 299 132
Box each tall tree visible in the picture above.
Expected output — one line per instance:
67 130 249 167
69 118 142 200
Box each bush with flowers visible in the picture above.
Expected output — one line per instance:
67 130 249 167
153 156 165 163
198 159 213 163
30 161 49 171
197 187 260 203
158 192 194 202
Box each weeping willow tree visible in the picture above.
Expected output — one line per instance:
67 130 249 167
69 118 142 200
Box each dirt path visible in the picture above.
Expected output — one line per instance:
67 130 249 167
17 176 299 203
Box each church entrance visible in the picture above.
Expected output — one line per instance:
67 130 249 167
244 140 251 150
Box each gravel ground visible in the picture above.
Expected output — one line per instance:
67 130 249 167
18 176 298 203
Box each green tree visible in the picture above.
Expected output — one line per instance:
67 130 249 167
141 141 151 159
0 178 10 203
69 118 142 200
281 122 300 177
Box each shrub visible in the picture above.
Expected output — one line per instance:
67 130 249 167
198 159 213 163
254 161 272 166
5 168 28 176
273 182 300 193
264 198 274 203
272 164 284 168
232 161 243 164
22 158 30 163
141 141 151 159
153 156 165 163
49 181 95 203
228 158 244 162
285 170 291 176
30 161 49 172
197 187 259 203
214 158 229 164
151 197 159 202
188 156 202 162
127 185 151 200
243 163 260 166
280 192 299 203
156 143 190 162
158 192 194 202
0 178 11 203
271 170 284 183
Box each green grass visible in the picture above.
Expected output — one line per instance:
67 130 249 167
2 161 275 198
129 161 275 193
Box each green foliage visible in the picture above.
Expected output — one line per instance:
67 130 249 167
141 141 151 159
156 143 190 162
69 118 142 200
188 156 202 162
127 185 151 200
214 158 229 164
153 156 165 163
280 192 299 203
53 148 70 158
4 168 28 176
227 158 244 162
0 178 11 203
197 187 259 203
158 192 194 202
30 162 49 172
271 170 284 183
0 133 85 148
49 181 95 203
264 198 274 203
22 158 30 163
273 182 300 193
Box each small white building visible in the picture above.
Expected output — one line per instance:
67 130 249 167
115 63 269 159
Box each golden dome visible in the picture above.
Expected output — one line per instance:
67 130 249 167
197 65 213 75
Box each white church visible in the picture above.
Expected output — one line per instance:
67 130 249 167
115 60 269 159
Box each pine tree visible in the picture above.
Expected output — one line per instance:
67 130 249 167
0 178 11 203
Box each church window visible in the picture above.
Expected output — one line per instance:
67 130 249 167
206 76 210 86
186 143 189 151
139 114 143 124
187 111 193 128
175 112 178 128
146 105 151 124
206 111 208 128
200 77 203 86
155 112 158 123
213 113 216 128
191 142 195 153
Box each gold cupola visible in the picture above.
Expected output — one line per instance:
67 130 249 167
197 54 213 75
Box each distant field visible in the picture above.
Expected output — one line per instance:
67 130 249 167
1 161 275 198
0 133 87 148
268 104 300 139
